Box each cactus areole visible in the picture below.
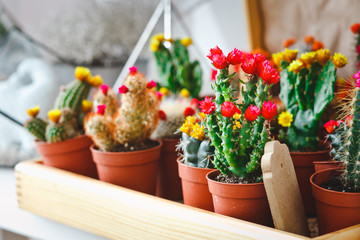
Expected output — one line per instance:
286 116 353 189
200 46 278 181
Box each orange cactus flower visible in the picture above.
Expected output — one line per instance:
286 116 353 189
283 38 296 48
316 49 331 65
312 41 324 51
252 48 270 59
304 35 315 44
351 23 360 34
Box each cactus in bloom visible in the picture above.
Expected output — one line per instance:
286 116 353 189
200 47 279 180
24 106 47 142
150 34 202 98
177 115 214 168
324 72 360 191
25 67 101 143
92 84 119 117
274 48 347 151
84 67 161 151
350 23 360 70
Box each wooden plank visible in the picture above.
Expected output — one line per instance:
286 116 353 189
15 160 306 240
314 224 360 240
261 141 309 236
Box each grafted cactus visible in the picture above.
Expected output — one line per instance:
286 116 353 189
150 34 202 98
84 67 161 151
200 47 279 180
25 66 102 143
274 49 348 151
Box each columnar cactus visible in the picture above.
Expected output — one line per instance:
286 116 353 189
150 33 202 98
274 48 348 151
92 84 119 117
84 67 161 151
351 23 360 70
200 47 279 180
25 67 102 143
324 71 360 191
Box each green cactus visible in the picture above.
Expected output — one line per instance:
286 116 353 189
200 47 279 180
151 34 202 98
25 67 102 143
277 49 346 151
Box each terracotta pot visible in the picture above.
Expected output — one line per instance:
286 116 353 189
177 159 214 211
35 135 98 178
311 168 360 235
156 138 183 200
206 170 273 227
91 140 162 195
290 148 331 216
313 161 343 173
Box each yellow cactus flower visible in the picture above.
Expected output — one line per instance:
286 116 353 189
149 38 160 52
179 116 197 135
75 66 91 81
278 111 293 127
180 88 191 98
332 53 348 68
316 49 331 65
82 100 92 113
272 51 286 68
284 48 298 62
180 37 192 47
198 112 206 120
159 87 170 96
191 123 205 141
27 106 40 118
233 121 241 130
186 116 197 125
288 60 305 73
48 109 61 124
233 113 241 120
152 33 165 42
299 51 317 66
88 75 103 87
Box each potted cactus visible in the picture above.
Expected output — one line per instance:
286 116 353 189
149 33 202 200
84 66 162 194
310 70 360 234
273 48 348 216
24 66 101 178
201 46 279 226
176 114 215 211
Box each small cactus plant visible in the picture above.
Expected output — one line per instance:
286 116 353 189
274 48 348 151
84 67 161 151
351 22 360 70
200 47 279 181
177 115 214 168
324 71 360 192
150 33 202 98
24 66 102 143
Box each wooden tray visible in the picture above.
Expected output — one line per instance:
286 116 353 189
15 160 360 240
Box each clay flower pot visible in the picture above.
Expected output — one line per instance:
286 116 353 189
177 158 214 211
313 160 343 173
206 170 273 227
35 135 98 178
91 140 162 195
311 168 360 235
156 138 183 200
290 148 331 216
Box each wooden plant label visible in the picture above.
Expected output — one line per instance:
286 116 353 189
261 141 309 236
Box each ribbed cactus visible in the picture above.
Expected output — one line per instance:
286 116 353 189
150 34 202 98
84 67 161 151
200 47 279 180
177 115 214 168
25 66 102 143
324 71 360 191
274 49 347 151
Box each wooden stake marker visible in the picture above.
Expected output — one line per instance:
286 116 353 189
261 141 309 237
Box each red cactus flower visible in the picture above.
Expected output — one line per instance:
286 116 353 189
100 84 109 95
191 98 199 107
97 105 106 115
199 96 215 114
184 107 196 117
118 85 129 94
356 45 360 54
259 60 280 85
211 69 218 80
351 23 360 34
241 53 265 75
244 104 261 121
261 101 277 120
236 107 241 114
129 66 137 75
207 46 229 69
227 48 244 65
221 101 236 118
324 120 336 134
147 80 157 89
336 120 343 127
156 91 163 100
346 115 353 126
158 110 167 120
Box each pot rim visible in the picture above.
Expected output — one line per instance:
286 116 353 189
176 157 215 170
35 134 91 146
290 148 330 155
